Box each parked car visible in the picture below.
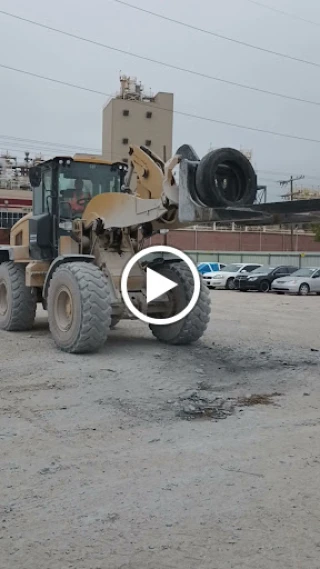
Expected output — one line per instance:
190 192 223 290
205 262 262 290
197 262 225 275
271 267 320 295
235 265 298 292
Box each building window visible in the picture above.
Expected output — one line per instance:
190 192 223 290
122 138 129 145
123 110 129 116
146 111 152 118
145 139 152 147
0 211 25 229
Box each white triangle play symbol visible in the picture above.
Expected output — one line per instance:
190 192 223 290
146 267 178 304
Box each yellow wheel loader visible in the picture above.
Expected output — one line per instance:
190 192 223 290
0 144 319 353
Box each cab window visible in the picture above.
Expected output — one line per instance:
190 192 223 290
43 169 52 213
32 168 52 215
33 186 43 216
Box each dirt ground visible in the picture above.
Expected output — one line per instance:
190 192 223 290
1 290 320 569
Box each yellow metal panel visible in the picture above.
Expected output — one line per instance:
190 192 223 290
59 236 79 255
25 261 50 287
73 154 124 166
10 214 31 248
11 246 30 262
82 193 165 229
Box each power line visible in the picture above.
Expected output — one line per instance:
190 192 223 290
2 137 320 185
0 147 51 157
258 177 281 183
258 168 298 176
2 139 320 182
1 9 320 109
3 64 320 146
0 135 131 162
2 51 320 117
109 0 320 69
2 130 320 182
2 56 320 114
0 134 99 152
0 144 89 157
0 133 100 153
0 63 108 99
244 0 320 27
258 168 320 181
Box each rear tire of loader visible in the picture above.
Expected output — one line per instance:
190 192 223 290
47 262 112 353
0 262 37 331
149 263 211 345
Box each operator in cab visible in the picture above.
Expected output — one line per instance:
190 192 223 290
68 178 90 215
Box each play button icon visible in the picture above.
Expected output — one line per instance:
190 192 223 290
146 267 178 304
120 245 201 326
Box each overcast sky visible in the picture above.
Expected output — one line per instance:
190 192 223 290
1 0 320 199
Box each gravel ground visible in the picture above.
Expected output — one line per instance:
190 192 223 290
1 290 320 569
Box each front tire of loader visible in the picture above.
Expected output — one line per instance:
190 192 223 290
0 262 37 331
149 263 211 345
47 262 112 353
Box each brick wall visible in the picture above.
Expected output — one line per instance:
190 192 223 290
149 230 320 252
1 227 319 252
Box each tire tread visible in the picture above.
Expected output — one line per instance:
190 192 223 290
0 262 36 331
47 262 112 353
149 263 211 345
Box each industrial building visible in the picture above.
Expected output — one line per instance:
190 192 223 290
102 76 173 163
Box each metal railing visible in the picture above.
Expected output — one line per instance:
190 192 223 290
184 223 314 235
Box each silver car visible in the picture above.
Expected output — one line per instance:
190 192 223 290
271 267 320 295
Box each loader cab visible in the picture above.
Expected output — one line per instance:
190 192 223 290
28 156 127 260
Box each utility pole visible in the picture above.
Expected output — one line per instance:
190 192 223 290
279 175 305 251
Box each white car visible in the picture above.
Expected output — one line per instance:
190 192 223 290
205 262 263 290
